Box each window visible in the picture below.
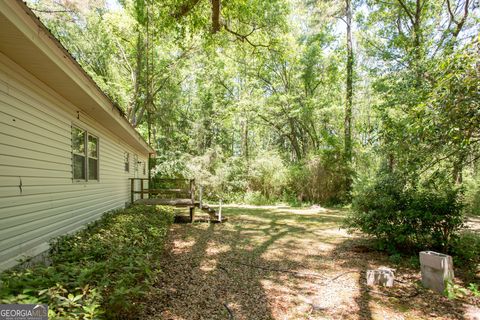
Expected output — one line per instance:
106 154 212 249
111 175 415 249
124 152 130 172
72 127 85 180
88 135 98 180
133 154 138 173
72 126 99 181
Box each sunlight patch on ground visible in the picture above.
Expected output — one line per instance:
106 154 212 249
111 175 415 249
273 205 339 215
171 239 196 253
225 204 288 210
141 205 478 320
205 242 230 256
199 258 217 272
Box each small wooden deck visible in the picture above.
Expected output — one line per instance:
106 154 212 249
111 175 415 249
135 198 198 207
130 178 222 222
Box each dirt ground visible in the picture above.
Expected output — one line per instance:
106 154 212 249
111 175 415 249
140 205 480 320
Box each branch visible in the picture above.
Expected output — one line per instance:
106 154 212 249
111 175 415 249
113 38 134 84
257 113 289 137
446 0 459 25
223 303 234 320
224 25 270 48
335 16 347 25
396 0 415 25
218 81 235 98
417 149 460 177
258 77 278 94
453 0 470 37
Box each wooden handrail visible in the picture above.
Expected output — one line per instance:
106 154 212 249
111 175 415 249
152 178 191 182
129 178 191 181
132 189 191 194
130 178 195 204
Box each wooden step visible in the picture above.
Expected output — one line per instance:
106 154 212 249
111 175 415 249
198 204 221 222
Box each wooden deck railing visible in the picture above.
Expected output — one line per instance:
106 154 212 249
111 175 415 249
130 177 223 222
129 178 195 204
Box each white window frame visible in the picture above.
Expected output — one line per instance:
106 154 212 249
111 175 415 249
133 154 138 172
72 125 99 182
124 152 130 172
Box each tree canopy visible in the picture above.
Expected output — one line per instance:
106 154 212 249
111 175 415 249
27 0 479 208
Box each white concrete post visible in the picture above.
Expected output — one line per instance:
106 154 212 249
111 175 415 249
218 199 222 222
419 251 454 293
366 267 395 287
199 186 203 209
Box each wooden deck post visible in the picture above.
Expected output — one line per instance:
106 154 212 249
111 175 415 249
190 179 195 204
190 207 194 223
140 179 144 199
130 178 134 204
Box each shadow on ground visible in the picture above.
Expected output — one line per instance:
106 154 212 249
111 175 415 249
140 205 476 320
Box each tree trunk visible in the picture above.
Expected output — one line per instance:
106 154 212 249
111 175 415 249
411 0 424 85
289 117 303 161
344 0 354 192
388 153 395 172
244 117 249 160
212 0 221 33
452 155 465 185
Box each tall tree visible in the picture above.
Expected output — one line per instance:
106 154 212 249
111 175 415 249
344 0 354 192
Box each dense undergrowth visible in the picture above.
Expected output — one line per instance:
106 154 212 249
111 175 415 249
0 205 174 319
153 148 352 206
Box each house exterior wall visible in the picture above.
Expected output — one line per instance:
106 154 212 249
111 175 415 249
0 53 149 271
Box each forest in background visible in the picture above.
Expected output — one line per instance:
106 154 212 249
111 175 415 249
27 0 479 252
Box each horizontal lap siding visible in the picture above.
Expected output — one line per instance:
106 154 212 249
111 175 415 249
0 62 149 271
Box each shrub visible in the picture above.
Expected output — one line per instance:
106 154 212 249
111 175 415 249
464 173 480 216
215 156 249 199
449 231 480 275
286 150 351 205
184 149 250 201
248 151 287 200
243 190 275 205
0 205 174 319
346 170 465 253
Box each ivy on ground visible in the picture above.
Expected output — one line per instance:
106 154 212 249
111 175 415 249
0 205 174 319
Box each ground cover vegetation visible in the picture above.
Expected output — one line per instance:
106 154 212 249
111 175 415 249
22 0 480 298
0 205 174 319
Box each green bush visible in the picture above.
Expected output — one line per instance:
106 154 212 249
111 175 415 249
243 190 276 205
346 171 465 253
449 231 480 275
286 149 351 205
464 173 480 216
248 151 287 200
0 205 174 319
184 149 287 203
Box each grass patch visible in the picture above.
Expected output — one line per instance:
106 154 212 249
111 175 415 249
0 205 174 319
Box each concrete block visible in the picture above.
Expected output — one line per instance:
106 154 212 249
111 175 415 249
419 251 454 293
367 267 395 287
